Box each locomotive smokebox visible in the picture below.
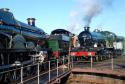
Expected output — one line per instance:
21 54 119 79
84 26 90 32
27 18 36 27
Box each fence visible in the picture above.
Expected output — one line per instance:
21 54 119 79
0 54 125 84
0 56 72 84
72 54 125 72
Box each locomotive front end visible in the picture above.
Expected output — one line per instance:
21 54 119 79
78 27 93 47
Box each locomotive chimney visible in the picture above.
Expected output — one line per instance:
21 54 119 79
27 18 36 26
0 8 9 12
84 27 90 32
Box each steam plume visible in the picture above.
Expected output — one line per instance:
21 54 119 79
68 0 113 31
81 0 102 26
80 0 113 26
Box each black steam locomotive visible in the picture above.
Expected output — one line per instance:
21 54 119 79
71 27 123 61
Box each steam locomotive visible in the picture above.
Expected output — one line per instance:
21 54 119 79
0 8 49 82
0 8 47 49
0 8 50 67
49 29 72 58
0 8 72 82
71 27 123 61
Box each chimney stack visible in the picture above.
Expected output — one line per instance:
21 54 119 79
27 18 36 26
84 27 90 32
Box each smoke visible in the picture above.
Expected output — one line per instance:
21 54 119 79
68 0 114 31
81 0 102 26
80 0 114 26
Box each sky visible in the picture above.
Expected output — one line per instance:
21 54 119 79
0 0 125 36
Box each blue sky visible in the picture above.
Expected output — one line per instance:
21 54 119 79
0 0 125 36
